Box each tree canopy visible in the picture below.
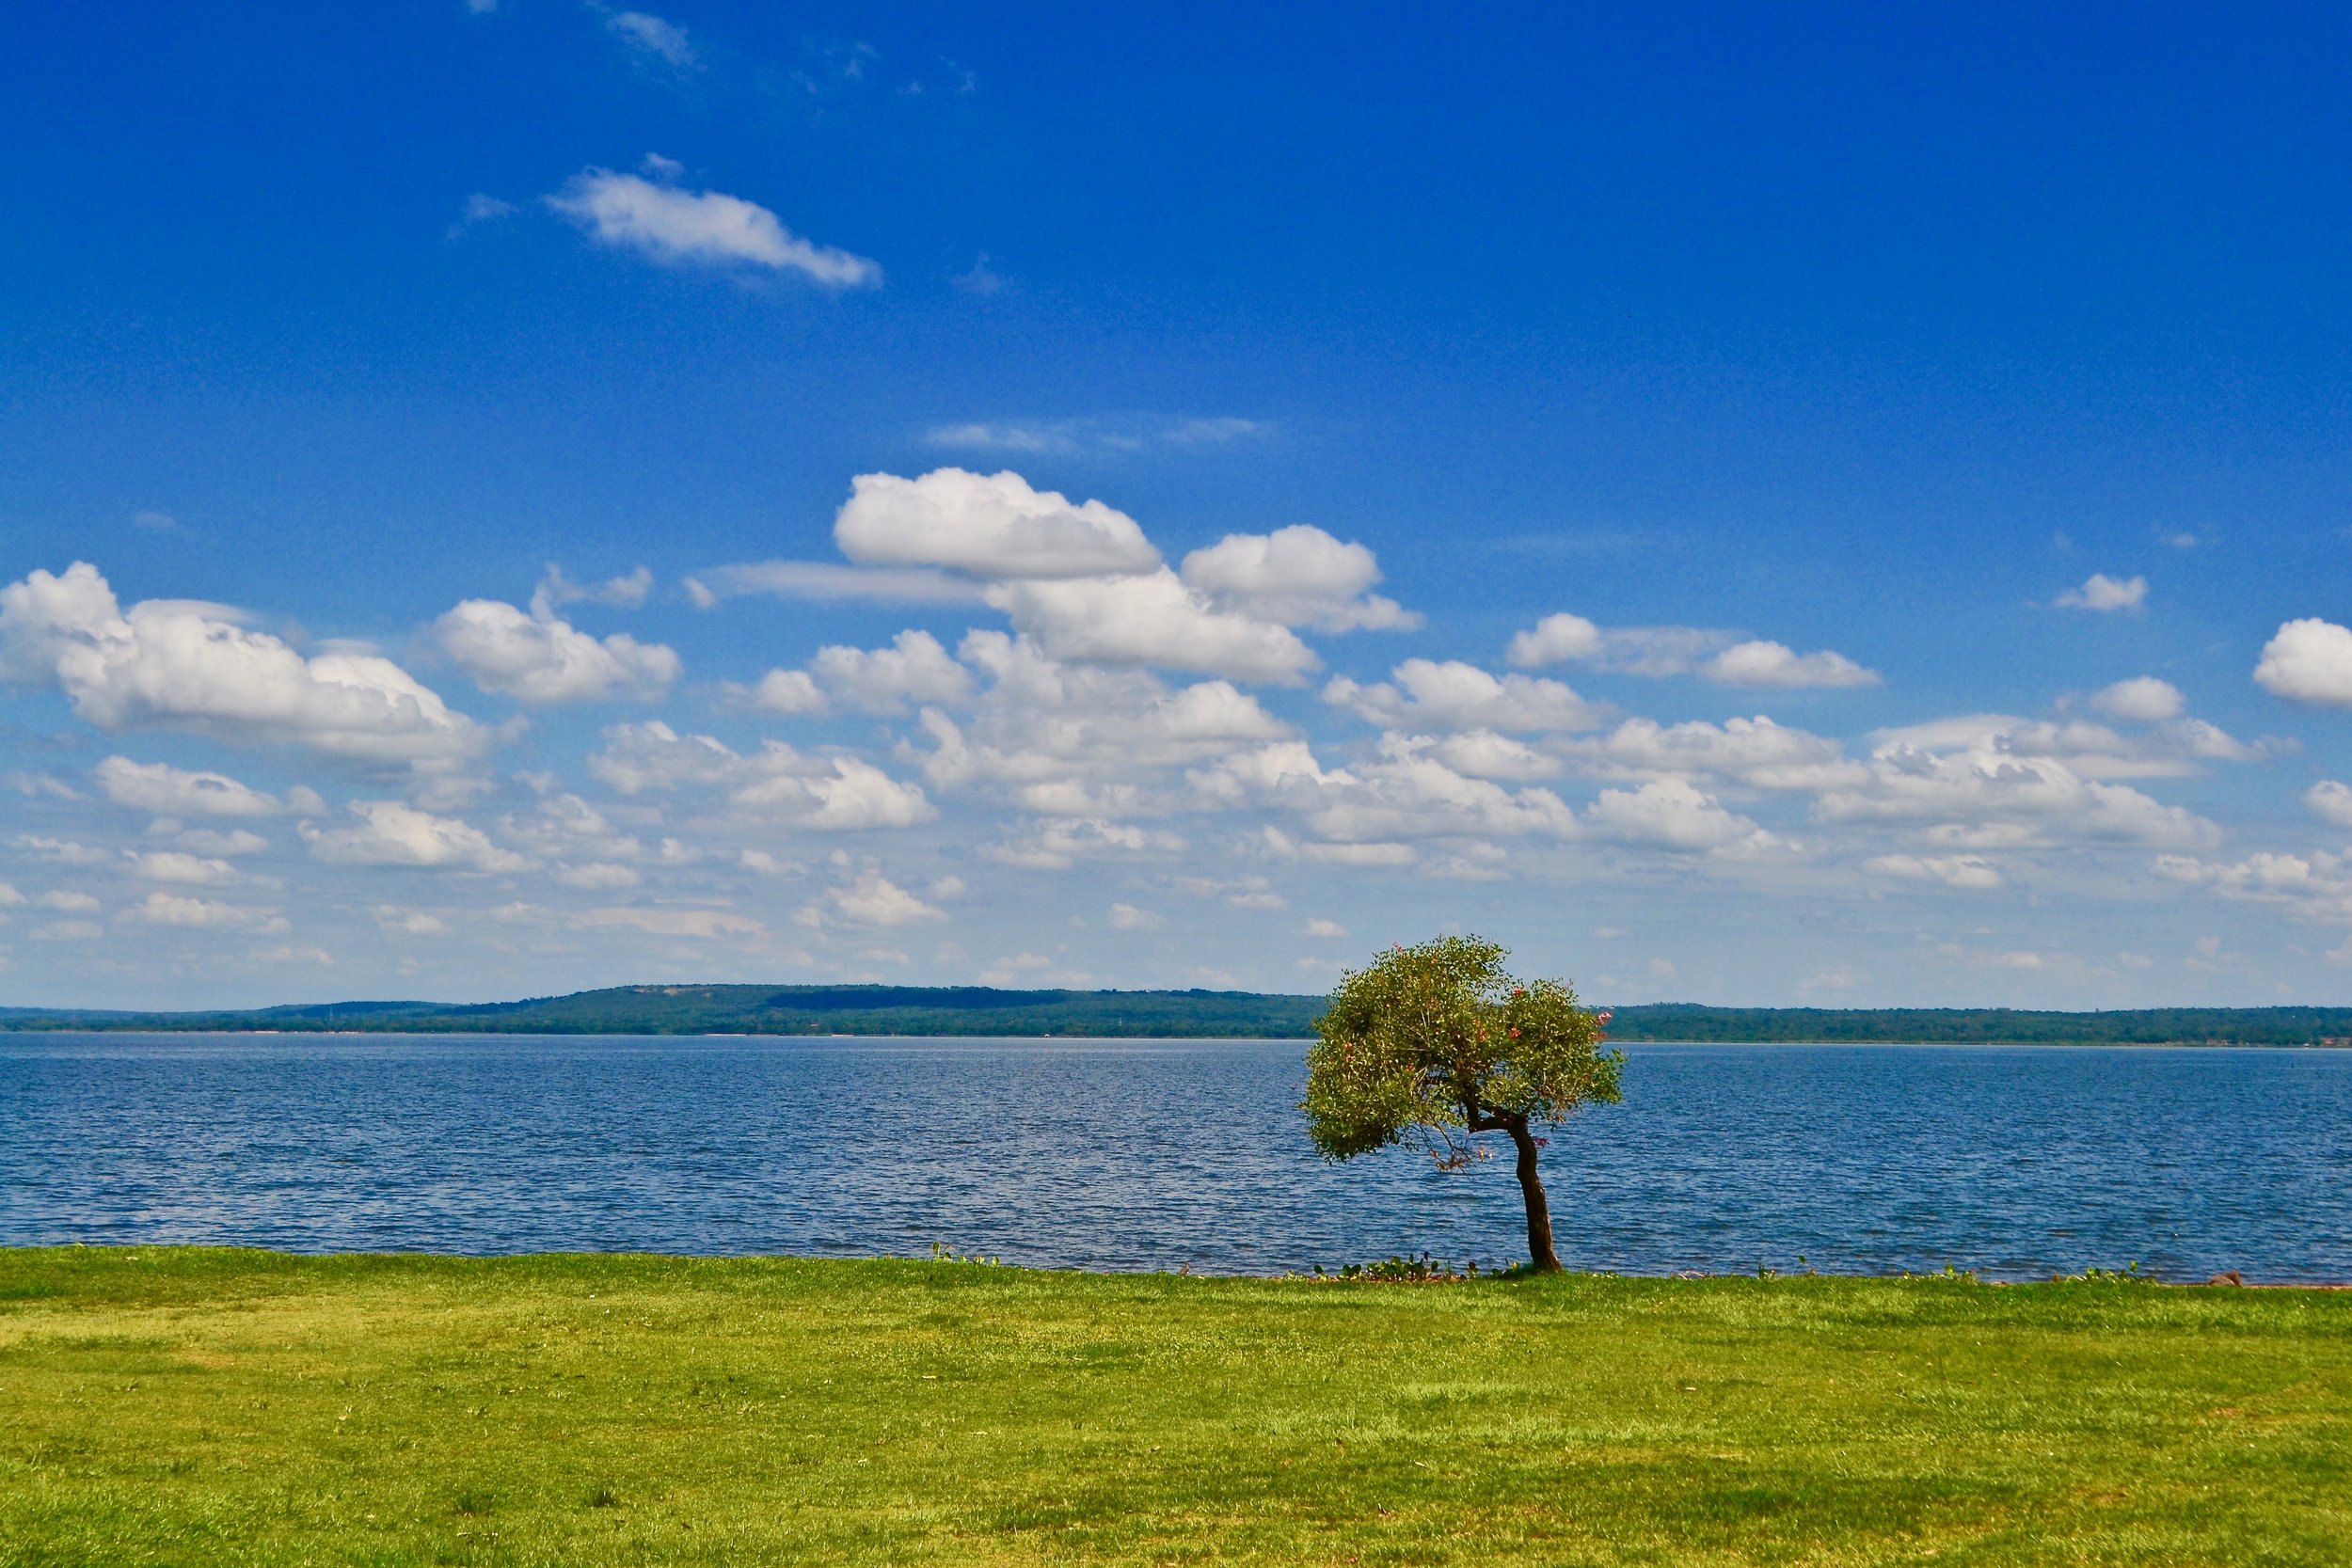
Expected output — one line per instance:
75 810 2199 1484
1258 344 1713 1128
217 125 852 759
1303 935 1621 1270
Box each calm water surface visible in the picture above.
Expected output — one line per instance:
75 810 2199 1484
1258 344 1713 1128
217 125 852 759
2 1034 2345 1281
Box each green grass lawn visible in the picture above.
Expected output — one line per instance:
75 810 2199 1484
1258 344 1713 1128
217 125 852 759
0 1249 2344 1565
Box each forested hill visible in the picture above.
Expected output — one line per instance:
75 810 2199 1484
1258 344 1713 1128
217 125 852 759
5 986 2352 1043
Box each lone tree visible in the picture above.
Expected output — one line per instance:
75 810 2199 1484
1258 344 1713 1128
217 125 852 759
1303 936 1621 1273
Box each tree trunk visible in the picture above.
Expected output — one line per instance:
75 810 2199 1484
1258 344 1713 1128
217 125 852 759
1505 1116 1562 1273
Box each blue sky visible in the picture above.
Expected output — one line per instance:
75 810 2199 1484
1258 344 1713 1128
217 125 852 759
5 2 2352 1008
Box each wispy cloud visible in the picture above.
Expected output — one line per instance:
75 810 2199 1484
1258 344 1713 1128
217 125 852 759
924 416 1266 456
547 163 881 287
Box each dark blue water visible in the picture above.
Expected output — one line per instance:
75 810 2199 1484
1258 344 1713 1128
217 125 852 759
2 1034 2346 1281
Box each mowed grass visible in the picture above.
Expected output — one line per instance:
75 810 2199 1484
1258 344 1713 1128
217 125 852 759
0 1249 2346 1565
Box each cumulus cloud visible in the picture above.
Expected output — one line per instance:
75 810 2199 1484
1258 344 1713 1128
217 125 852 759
2092 676 2185 721
910 634 1291 815
0 562 487 764
547 166 880 287
2307 781 2352 828
1198 735 1580 846
1585 778 1781 854
801 870 945 927
741 630 973 717
1702 640 1880 689
126 891 288 931
434 596 678 704
1509 614 1872 687
1816 733 2219 849
1563 716 1861 791
126 850 238 885
2154 849 2352 923
1864 711 2266 782
2255 619 2352 706
1179 525 1419 632
1864 853 2004 889
834 469 1158 578
1108 902 1163 930
302 801 532 872
94 755 321 818
2053 573 2148 611
589 721 935 831
986 571 1318 684
1323 659 1604 733
1505 613 1601 669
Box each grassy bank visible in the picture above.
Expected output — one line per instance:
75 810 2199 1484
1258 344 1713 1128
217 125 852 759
1 1250 2345 1565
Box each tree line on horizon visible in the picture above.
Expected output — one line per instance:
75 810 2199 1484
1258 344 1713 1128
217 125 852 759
2 983 2350 1044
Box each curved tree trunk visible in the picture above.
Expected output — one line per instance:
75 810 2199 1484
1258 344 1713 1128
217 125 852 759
1505 1117 1562 1273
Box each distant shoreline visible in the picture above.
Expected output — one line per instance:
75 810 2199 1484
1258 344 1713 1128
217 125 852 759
7 983 2352 1047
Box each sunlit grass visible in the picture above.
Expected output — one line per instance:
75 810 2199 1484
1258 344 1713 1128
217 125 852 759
1 1247 2345 1564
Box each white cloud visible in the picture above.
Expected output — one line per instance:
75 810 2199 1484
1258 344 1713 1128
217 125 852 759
1505 613 1602 669
1200 736 1581 846
126 891 288 932
575 906 763 939
1108 902 1163 930
1179 525 1419 632
176 828 271 857
2308 781 2352 828
94 755 317 818
690 561 985 606
1816 736 2219 848
38 890 99 913
547 166 880 287
803 870 945 927
1864 853 2004 890
733 757 938 831
2255 619 2352 706
536 564 653 610
1863 711 2267 782
14 836 109 865
834 469 1159 578
2053 573 2148 612
1422 730 1562 782
606 10 695 66
1565 716 1861 791
556 863 641 890
373 906 450 936
1504 618 1743 676
1 562 487 765
1303 918 1349 938
126 850 238 885
589 722 935 831
925 416 1265 455
0 882 23 908
1584 778 1781 854
2091 676 2185 721
739 669 827 715
1323 659 1604 733
986 571 1318 684
1702 640 1880 689
747 629 973 717
434 597 678 704
302 801 532 872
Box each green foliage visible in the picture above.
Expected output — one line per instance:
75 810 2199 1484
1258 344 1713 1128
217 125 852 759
1304 936 1621 1166
2 1247 2348 1565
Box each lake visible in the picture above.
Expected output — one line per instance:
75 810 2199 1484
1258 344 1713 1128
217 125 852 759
2 1034 2345 1281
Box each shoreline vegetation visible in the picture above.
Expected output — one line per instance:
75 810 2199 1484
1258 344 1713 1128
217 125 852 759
7 983 2352 1044
2 1248 2345 1564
